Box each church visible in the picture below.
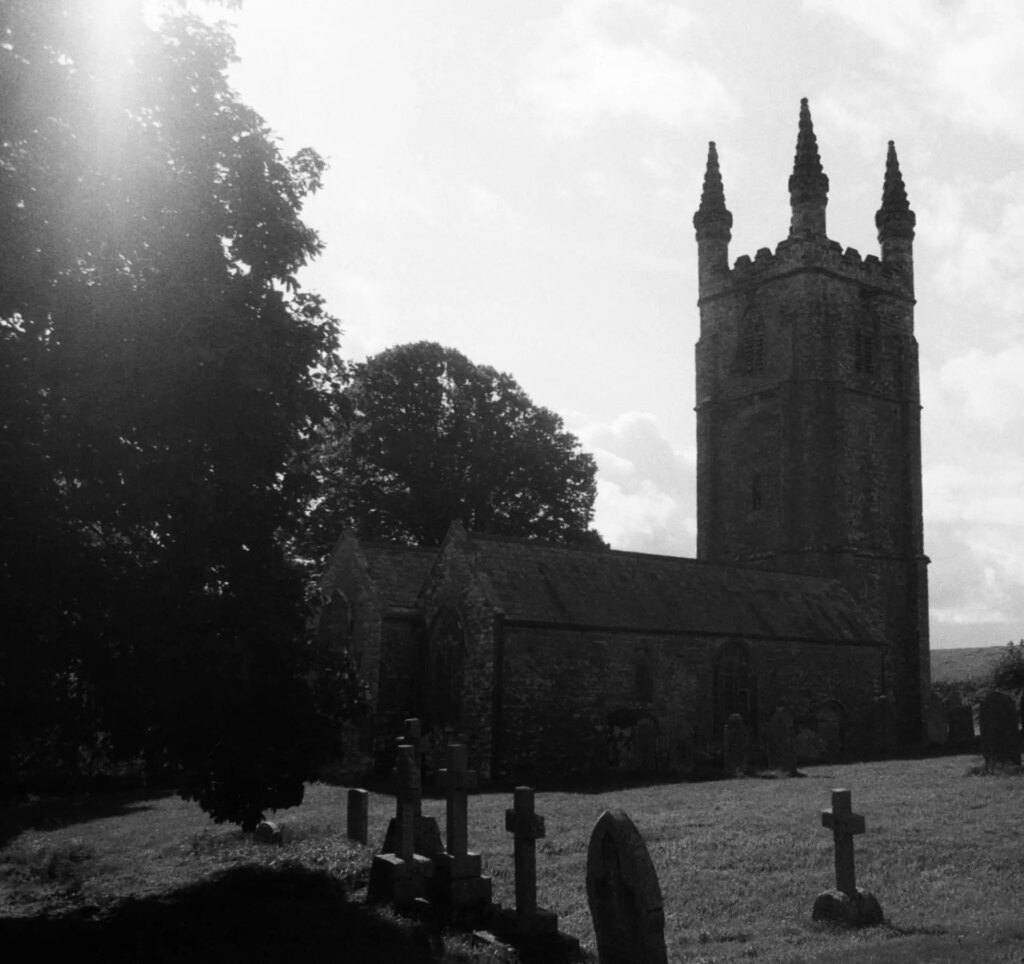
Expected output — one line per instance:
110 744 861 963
315 100 930 782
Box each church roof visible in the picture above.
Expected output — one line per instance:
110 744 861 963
453 530 884 645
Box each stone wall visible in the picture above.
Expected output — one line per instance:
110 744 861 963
495 627 887 782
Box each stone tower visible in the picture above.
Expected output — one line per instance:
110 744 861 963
692 99 929 745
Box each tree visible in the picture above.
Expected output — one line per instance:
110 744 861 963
987 641 1024 693
306 341 602 552
0 1 347 826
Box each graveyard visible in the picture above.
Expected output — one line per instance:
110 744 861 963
3 752 1024 962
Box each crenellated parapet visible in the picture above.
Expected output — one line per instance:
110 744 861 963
697 235 914 303
695 100 916 306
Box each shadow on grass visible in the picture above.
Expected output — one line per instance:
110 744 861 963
0 863 438 963
0 789 171 847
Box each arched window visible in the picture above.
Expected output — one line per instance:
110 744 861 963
713 642 756 736
424 607 467 729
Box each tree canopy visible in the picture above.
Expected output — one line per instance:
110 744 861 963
0 1 350 826
306 341 602 552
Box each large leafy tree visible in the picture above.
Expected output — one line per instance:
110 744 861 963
306 341 602 552
0 1 351 826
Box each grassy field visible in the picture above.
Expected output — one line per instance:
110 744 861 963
2 755 1023 963
930 646 1005 686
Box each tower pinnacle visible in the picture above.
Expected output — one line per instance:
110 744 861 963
693 141 732 240
876 140 915 287
788 98 829 238
693 141 732 290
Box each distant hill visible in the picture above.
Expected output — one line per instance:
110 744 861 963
931 646 1004 685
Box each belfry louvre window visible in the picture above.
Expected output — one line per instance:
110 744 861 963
741 319 766 373
854 328 875 373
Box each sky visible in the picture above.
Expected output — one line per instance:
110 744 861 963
207 0 1023 650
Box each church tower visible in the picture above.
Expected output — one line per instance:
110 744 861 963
693 99 929 745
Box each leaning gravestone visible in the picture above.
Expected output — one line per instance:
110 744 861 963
979 691 1021 766
586 809 667 964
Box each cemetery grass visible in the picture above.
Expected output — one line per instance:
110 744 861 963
1 757 1023 963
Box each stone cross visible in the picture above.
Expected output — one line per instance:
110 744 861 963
435 744 492 919
821 788 865 895
505 786 546 918
399 718 427 814
393 743 420 861
437 743 477 861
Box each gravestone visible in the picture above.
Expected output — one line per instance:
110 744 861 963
768 707 797 775
500 787 558 937
795 726 824 764
434 744 492 920
586 809 667 964
926 692 949 746
367 744 434 907
347 788 369 844
253 820 283 845
381 723 443 857
812 788 882 927
979 692 1021 766
398 718 426 812
947 704 975 748
722 713 749 774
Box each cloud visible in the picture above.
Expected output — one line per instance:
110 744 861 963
464 183 524 230
932 346 1024 434
518 0 738 136
573 410 696 555
806 0 1024 138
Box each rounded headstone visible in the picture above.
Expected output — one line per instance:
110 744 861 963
586 809 667 964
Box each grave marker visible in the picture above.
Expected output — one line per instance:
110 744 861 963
821 788 863 896
812 788 882 926
347 788 369 844
381 726 443 857
394 743 418 860
367 743 433 907
400 718 426 813
980 691 1021 766
586 809 667 964
503 787 558 937
434 744 492 918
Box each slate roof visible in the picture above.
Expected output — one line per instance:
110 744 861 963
362 545 437 609
458 531 885 645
